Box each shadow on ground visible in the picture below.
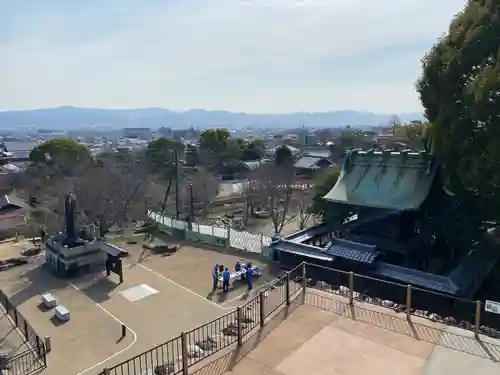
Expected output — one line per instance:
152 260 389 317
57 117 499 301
80 277 120 303
5 264 70 307
190 298 302 375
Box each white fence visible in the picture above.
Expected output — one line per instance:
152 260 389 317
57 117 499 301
148 210 271 253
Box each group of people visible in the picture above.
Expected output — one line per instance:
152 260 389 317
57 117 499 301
212 261 253 293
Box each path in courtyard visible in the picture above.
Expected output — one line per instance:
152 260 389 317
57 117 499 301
67 263 227 373
0 257 229 375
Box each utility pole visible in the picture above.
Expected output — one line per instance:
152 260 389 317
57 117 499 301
174 149 180 220
189 184 194 219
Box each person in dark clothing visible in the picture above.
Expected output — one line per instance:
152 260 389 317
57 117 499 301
222 268 230 292
246 264 253 291
212 264 219 291
235 261 243 281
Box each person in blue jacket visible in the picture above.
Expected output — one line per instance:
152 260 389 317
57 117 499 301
222 268 231 292
246 263 253 291
212 264 219 291
235 261 241 272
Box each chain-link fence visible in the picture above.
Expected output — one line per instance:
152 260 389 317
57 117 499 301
148 210 273 256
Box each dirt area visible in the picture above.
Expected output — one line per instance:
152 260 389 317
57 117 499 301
0 236 288 375
249 215 317 236
112 237 280 305
0 238 277 375
0 238 37 260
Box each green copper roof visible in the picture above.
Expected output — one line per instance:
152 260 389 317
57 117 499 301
323 150 436 210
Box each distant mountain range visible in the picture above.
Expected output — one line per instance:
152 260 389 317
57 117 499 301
0 106 424 130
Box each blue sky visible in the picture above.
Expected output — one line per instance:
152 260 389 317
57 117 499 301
0 0 466 113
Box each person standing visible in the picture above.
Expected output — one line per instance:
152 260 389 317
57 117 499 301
222 268 230 293
246 263 253 291
212 264 219 291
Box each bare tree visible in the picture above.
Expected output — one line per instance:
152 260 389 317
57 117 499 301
250 163 295 234
73 155 150 232
295 189 314 230
181 168 219 217
17 152 152 236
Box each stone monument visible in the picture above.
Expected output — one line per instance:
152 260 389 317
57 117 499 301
45 193 109 277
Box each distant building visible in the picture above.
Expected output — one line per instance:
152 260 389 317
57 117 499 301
294 154 334 178
0 143 21 191
122 128 152 139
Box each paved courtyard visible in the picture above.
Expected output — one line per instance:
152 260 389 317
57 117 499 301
0 241 259 375
192 291 500 375
114 239 279 305
2 238 500 375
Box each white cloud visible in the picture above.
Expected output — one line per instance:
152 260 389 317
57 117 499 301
0 0 467 112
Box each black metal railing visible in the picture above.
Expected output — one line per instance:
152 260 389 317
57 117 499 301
105 336 183 375
184 309 239 367
304 262 500 338
0 289 47 374
101 260 500 375
1 349 45 375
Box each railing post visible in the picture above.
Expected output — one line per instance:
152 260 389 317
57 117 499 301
226 227 230 250
259 292 265 327
44 336 51 353
285 272 291 305
406 284 412 321
181 332 188 375
301 262 307 303
474 300 481 338
237 307 243 346
348 272 354 305
103 368 110 375
14 309 18 326
24 319 28 340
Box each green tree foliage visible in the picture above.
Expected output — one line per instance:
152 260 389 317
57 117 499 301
199 128 243 164
199 128 231 153
145 138 184 173
416 0 500 222
311 166 340 217
29 139 93 176
224 138 243 161
274 145 293 166
241 140 265 161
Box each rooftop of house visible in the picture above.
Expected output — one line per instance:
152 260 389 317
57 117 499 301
294 155 332 170
271 223 497 297
241 160 269 170
0 194 27 211
323 149 436 211
301 149 331 158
